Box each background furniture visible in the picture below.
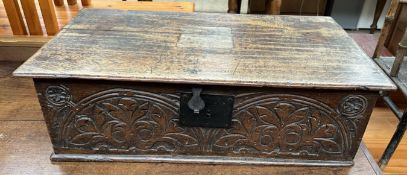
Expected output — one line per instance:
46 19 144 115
1 0 194 36
228 0 281 14
229 0 333 15
53 0 90 6
230 0 365 30
2 0 59 35
371 0 389 34
250 0 330 15
373 0 407 170
229 0 334 15
0 0 194 61
385 3 407 55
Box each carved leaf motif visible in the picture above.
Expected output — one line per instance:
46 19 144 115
255 106 281 127
287 107 308 124
104 102 131 123
150 104 168 131
230 119 249 136
313 124 340 153
74 116 97 133
274 103 295 125
228 98 346 156
118 97 139 111
314 138 341 153
214 134 247 147
94 104 128 138
241 111 257 135
70 132 100 145
130 101 150 124
164 133 198 146
314 124 337 139
166 119 184 133
94 108 107 130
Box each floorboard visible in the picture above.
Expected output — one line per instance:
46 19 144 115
0 61 42 121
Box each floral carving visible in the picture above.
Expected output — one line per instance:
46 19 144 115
214 96 346 156
62 90 197 153
339 95 367 117
45 85 71 106
44 88 364 159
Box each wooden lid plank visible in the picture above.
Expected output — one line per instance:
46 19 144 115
14 9 396 91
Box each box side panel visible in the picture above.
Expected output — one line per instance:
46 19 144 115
33 79 378 164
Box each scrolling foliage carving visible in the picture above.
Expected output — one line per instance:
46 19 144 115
44 87 368 159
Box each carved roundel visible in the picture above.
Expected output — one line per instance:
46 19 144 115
45 85 71 106
339 95 367 117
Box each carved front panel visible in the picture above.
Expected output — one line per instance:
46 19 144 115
35 80 377 162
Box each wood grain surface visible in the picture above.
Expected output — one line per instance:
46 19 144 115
0 61 42 120
14 9 395 91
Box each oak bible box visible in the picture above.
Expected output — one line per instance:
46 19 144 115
14 9 395 166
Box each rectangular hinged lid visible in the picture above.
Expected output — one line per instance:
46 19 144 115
13 9 396 91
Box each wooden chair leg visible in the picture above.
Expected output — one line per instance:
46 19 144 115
228 0 242 14
370 0 388 34
265 0 281 15
389 26 407 77
81 0 91 6
373 0 399 58
67 0 77 5
378 111 407 170
390 46 407 77
2 0 27 35
20 0 43 35
38 0 59 35
54 0 64 6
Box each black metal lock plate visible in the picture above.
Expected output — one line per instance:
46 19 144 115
179 92 234 128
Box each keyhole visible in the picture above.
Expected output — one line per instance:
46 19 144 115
187 88 205 114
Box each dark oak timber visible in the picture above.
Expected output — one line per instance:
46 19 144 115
0 121 382 175
14 9 395 91
33 79 378 166
13 9 395 166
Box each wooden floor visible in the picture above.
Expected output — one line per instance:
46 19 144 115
366 108 407 174
349 31 407 175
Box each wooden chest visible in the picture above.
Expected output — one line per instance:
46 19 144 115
13 9 395 166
